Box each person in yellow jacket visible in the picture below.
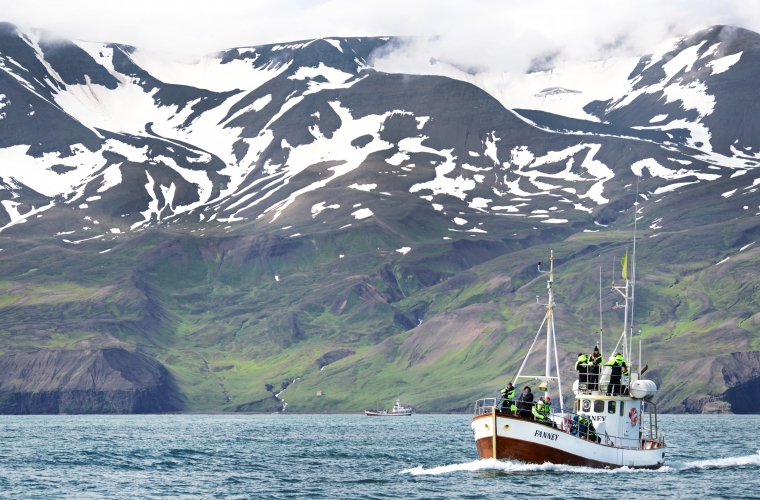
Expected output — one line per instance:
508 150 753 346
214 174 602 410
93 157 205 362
588 347 603 392
532 396 552 425
605 353 628 395
499 382 516 413
575 353 590 386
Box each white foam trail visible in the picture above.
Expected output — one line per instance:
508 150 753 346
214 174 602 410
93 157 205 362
401 451 760 476
676 451 760 470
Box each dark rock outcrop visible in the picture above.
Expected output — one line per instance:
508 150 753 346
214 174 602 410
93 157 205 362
316 348 356 368
0 348 182 414
666 351 760 414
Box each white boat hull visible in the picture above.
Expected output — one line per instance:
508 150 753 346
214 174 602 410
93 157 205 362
364 410 412 416
472 410 665 469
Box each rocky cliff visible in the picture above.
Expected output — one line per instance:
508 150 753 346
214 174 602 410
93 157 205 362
0 348 182 414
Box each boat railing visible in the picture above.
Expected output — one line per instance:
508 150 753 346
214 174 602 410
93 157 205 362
575 364 633 396
473 398 499 416
473 398 664 450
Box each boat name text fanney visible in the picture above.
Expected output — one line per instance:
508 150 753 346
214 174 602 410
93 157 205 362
534 430 560 441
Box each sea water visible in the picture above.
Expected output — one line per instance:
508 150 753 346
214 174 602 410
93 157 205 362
0 414 758 499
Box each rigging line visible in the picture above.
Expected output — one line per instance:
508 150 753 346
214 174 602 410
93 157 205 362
611 331 626 358
550 316 564 413
511 310 549 386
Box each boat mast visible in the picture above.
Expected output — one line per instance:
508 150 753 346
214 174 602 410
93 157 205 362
545 251 555 399
599 265 603 357
630 180 639 359
512 251 561 403
611 252 630 361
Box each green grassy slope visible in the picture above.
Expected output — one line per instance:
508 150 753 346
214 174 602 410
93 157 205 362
0 181 758 413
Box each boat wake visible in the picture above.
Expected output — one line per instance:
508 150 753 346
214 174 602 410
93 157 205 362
400 451 760 476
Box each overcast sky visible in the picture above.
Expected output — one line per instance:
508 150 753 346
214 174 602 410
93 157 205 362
3 0 760 74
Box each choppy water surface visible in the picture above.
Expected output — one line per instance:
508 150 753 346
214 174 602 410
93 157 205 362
0 414 759 499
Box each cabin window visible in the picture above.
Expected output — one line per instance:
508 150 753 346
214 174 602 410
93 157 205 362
575 400 580 413
619 401 625 416
582 400 591 412
594 400 605 413
608 401 616 414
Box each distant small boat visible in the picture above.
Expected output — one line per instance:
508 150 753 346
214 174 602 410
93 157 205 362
365 399 413 416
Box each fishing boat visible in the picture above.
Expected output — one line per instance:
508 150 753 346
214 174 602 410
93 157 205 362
365 399 413 416
470 250 666 469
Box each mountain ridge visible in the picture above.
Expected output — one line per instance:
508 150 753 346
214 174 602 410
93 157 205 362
0 22 758 414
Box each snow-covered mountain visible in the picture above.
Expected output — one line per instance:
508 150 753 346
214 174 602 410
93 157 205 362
0 22 756 245
1 22 760 414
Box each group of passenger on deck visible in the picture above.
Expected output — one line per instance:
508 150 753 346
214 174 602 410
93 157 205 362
499 384 554 424
495 347 630 440
498 382 601 440
576 346 629 395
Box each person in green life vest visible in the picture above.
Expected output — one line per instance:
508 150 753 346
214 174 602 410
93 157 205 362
605 353 628 396
588 346 603 392
532 396 552 424
499 382 516 413
578 413 598 441
575 353 590 387
543 396 556 427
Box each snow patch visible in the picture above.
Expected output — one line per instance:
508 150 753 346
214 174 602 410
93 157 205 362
223 94 272 124
323 39 343 53
348 183 377 192
288 63 359 95
311 202 340 218
631 158 720 181
234 102 397 222
708 52 742 75
385 152 410 166
468 197 491 210
654 181 701 194
483 132 500 166
351 208 373 219
408 138 475 200
492 206 520 212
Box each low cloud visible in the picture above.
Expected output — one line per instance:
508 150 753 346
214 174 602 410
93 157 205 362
3 0 760 76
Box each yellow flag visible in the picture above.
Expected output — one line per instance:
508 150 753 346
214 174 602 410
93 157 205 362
621 251 628 280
